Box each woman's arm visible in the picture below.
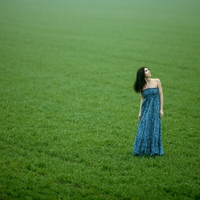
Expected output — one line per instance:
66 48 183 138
138 93 144 121
157 79 164 118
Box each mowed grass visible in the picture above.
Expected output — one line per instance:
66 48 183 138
0 0 200 199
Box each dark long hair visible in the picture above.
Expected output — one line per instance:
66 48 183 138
133 67 146 93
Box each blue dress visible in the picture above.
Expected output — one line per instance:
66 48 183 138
133 88 164 156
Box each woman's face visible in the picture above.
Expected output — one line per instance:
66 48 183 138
144 68 151 78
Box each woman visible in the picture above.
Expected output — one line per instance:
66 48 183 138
133 67 164 156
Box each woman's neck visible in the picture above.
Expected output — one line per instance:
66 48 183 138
145 78 151 83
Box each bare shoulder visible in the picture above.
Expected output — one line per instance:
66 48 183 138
154 78 162 90
153 78 161 82
151 78 161 85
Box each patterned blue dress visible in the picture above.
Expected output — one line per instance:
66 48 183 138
133 88 164 156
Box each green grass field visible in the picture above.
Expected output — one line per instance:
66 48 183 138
0 0 200 199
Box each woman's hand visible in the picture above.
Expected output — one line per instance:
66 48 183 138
138 114 141 121
160 110 164 118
